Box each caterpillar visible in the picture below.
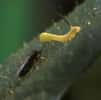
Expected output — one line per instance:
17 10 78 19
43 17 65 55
39 26 80 43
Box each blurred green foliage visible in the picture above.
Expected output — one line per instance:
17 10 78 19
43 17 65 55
0 0 27 62
0 0 60 63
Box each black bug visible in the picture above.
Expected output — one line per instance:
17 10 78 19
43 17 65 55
17 50 41 77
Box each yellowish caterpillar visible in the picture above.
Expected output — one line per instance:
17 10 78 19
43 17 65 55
39 26 80 43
